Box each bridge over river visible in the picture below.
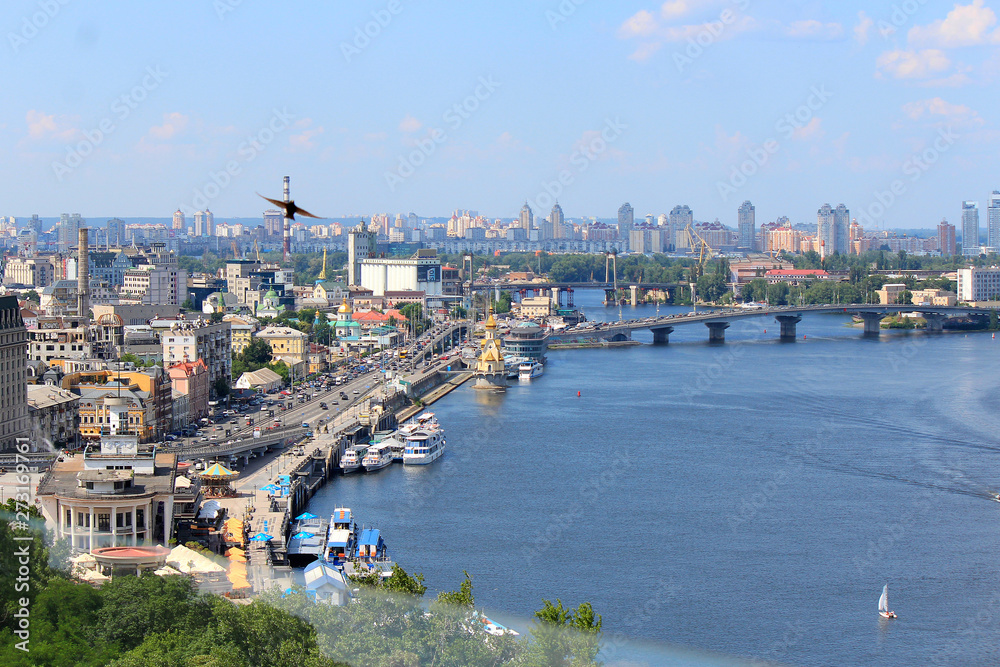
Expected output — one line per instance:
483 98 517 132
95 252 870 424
550 304 1000 344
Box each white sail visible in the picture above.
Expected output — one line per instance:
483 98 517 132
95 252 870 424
878 584 889 614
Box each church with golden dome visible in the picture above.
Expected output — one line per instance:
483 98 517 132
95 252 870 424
334 298 362 343
473 307 507 391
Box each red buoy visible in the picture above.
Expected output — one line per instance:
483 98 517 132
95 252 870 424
577 391 581 397
803 334 807 339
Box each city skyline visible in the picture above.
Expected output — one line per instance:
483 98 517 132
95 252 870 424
3 1 1000 225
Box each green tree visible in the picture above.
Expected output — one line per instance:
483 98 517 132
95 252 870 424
209 312 224 323
525 599 603 667
213 377 230 398
435 571 475 607
180 297 196 311
268 361 290 385
239 339 273 369
22 290 40 304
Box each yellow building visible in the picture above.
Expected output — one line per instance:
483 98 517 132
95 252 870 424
223 315 255 355
255 326 308 363
473 311 506 390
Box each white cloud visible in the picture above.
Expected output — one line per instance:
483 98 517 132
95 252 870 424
398 115 422 133
792 117 825 141
784 20 844 40
876 49 952 79
618 10 658 39
908 0 1000 48
902 97 983 126
854 11 874 46
25 110 78 141
289 126 324 152
147 112 190 141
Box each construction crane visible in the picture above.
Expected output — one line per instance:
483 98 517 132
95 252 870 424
679 223 717 279
318 247 327 281
253 238 262 263
230 240 240 259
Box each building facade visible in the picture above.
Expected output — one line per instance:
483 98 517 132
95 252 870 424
27 384 79 450
938 219 957 257
156 319 232 394
0 297 29 451
738 201 756 252
962 201 980 256
956 267 1000 302
988 192 1000 252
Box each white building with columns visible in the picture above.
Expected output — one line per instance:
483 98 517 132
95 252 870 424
37 436 183 553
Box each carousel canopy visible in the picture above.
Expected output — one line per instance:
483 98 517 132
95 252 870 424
201 462 239 479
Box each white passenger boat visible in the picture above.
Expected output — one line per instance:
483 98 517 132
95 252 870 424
402 428 446 465
362 442 394 472
340 445 366 474
518 361 544 380
395 412 439 439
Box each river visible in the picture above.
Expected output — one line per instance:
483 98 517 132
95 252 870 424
308 289 1000 665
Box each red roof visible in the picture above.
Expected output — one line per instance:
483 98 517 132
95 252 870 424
765 269 829 277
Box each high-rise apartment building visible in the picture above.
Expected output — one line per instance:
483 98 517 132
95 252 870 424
988 191 1000 251
817 204 834 254
938 219 956 256
172 209 185 230
107 218 127 247
550 203 565 239
58 213 83 251
962 201 980 256
738 201 756 252
618 203 634 239
348 228 378 287
263 209 284 238
519 203 534 232
0 296 28 452
834 204 850 254
669 205 693 250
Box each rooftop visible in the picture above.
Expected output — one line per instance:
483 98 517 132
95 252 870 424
37 451 178 499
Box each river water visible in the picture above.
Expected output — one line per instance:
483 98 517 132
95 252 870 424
308 290 1000 666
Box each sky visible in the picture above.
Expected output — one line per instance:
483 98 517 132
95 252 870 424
3 0 1000 229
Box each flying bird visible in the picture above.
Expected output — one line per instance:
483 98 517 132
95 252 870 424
257 193 323 220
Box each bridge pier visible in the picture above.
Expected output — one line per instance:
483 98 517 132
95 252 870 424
705 321 730 343
651 326 674 345
630 285 638 307
860 312 884 336
922 313 946 332
775 315 802 341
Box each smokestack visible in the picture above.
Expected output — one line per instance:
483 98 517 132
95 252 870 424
77 228 89 318
282 175 291 262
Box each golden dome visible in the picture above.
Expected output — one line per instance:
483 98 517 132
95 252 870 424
485 314 497 329
338 298 350 314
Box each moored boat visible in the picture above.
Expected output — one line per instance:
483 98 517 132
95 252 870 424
518 361 544 380
403 428 446 465
362 442 394 472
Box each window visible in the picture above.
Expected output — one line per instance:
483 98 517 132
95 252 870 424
77 511 90 528
65 508 71 526
97 513 110 532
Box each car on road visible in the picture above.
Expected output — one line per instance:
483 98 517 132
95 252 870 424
352 389 360 394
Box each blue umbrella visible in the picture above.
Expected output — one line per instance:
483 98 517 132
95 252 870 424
295 512 317 521
261 484 281 493
291 531 315 540
249 532 273 542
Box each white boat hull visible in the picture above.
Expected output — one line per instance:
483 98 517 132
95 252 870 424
363 457 393 472
340 462 361 474
403 445 445 465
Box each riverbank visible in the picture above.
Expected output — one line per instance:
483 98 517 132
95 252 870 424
549 340 643 349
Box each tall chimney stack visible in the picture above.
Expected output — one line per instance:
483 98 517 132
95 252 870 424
77 228 89 318
282 175 291 262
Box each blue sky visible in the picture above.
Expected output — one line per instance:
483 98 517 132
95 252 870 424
2 0 999 229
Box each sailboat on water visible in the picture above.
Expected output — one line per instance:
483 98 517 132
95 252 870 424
878 584 897 619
